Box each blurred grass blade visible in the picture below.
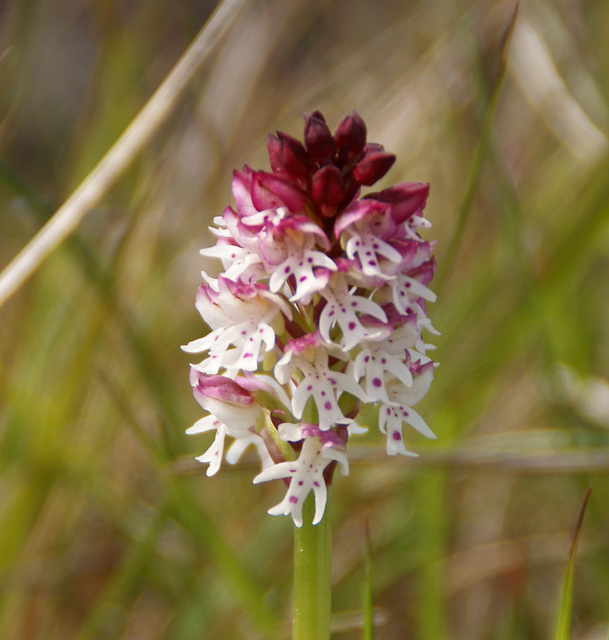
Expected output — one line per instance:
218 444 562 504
436 2 519 291
554 488 592 640
363 518 374 640
0 0 245 310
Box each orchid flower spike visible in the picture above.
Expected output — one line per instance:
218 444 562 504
183 110 438 527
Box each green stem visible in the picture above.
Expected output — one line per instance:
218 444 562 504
293 494 332 640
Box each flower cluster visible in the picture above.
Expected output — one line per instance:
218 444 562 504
183 111 438 527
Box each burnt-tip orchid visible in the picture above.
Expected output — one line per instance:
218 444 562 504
183 111 438 527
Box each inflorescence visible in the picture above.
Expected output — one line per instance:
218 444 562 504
183 111 438 527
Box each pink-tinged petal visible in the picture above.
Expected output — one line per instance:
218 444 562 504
385 238 422 271
352 148 396 186
304 111 336 165
215 276 292 319
257 230 288 266
240 372 292 410
189 370 262 431
282 331 323 356
221 206 269 252
311 165 346 207
334 111 367 165
408 257 437 287
367 211 399 241
367 182 430 224
251 171 307 213
221 206 246 242
334 198 390 239
189 370 255 406
377 240 434 276
277 213 330 243
231 167 257 217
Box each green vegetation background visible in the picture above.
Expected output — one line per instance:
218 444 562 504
1 0 608 638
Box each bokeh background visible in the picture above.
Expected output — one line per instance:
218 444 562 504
1 0 609 638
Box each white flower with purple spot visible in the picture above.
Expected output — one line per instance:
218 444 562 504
319 273 387 350
269 235 336 303
352 342 414 403
253 424 349 527
275 333 366 430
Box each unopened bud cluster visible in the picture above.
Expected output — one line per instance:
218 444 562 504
183 111 438 527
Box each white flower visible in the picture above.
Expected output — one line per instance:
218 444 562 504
253 424 349 527
352 343 413 403
186 415 272 476
269 236 336 303
275 341 366 430
182 278 290 376
200 243 264 282
378 362 436 455
319 274 387 351
389 273 437 315
344 228 402 280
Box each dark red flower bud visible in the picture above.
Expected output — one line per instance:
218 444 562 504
251 171 307 213
267 131 311 180
334 111 367 165
311 165 346 207
304 111 336 165
352 144 396 185
368 182 429 223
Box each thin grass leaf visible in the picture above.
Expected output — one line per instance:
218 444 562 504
553 487 592 640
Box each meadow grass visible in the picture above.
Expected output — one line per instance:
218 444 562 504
1 0 609 638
